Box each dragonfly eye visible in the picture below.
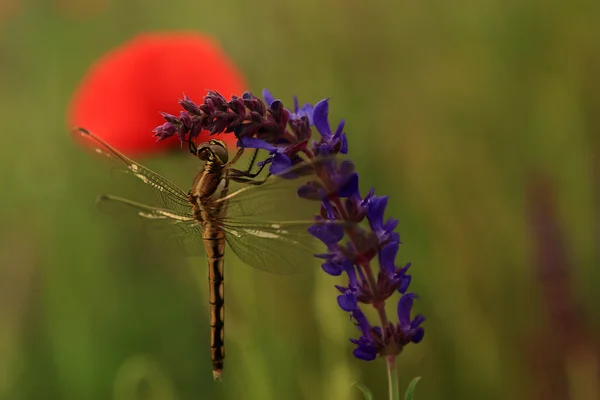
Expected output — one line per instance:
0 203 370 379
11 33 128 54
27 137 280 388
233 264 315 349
197 140 229 164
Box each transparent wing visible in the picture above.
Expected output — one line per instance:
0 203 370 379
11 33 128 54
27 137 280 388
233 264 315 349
96 194 206 256
214 157 358 274
222 220 341 274
80 129 362 274
221 156 348 223
76 127 192 214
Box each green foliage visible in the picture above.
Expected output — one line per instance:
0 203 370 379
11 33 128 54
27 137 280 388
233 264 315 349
404 377 421 400
352 382 375 400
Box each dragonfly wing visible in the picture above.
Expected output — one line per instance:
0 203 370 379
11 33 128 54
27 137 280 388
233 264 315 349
223 221 319 275
96 194 206 256
217 157 362 274
77 127 192 214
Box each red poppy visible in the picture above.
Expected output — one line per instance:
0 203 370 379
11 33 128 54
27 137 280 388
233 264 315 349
69 32 246 156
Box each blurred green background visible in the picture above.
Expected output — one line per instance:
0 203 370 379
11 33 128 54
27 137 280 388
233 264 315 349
1 0 599 399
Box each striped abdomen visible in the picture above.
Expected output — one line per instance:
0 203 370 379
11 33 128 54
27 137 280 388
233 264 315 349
203 227 226 381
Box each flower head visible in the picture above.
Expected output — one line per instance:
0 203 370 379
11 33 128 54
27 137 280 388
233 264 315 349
288 95 424 360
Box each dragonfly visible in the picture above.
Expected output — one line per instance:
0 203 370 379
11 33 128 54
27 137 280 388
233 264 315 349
76 128 349 381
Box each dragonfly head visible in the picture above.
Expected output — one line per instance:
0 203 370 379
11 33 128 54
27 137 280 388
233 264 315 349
197 139 229 165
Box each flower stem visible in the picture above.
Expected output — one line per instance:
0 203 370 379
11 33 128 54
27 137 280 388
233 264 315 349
386 355 400 400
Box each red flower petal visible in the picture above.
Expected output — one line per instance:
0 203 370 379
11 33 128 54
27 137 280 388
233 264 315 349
69 32 246 156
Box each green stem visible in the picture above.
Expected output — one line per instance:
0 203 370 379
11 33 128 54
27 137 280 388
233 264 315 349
386 355 400 400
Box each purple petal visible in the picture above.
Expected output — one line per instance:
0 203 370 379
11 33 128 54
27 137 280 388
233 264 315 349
334 118 345 136
383 218 399 233
343 261 359 287
361 188 375 206
397 274 411 294
322 196 336 219
353 346 377 361
352 308 372 336
269 153 293 175
411 314 425 329
379 241 399 273
339 134 348 154
238 137 277 152
313 99 332 138
397 293 418 326
366 195 388 230
337 291 358 311
300 103 314 125
411 327 425 343
308 223 344 244
322 261 343 276
262 88 276 107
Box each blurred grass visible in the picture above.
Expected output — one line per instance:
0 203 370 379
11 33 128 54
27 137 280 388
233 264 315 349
1 0 599 399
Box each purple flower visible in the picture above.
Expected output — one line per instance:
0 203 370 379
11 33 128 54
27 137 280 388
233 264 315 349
350 309 378 361
291 97 424 360
312 99 348 155
396 293 425 344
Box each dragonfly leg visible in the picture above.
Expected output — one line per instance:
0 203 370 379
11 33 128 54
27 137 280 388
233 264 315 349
226 147 245 167
244 148 260 175
187 138 198 155
228 165 271 185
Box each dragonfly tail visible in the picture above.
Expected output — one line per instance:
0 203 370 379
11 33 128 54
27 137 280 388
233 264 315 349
212 362 223 381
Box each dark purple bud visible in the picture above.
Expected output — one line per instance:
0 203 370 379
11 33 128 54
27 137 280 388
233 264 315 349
206 91 227 107
152 121 177 141
177 123 188 143
160 112 180 124
338 172 359 198
179 111 192 129
298 181 324 200
190 121 203 139
179 94 201 115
